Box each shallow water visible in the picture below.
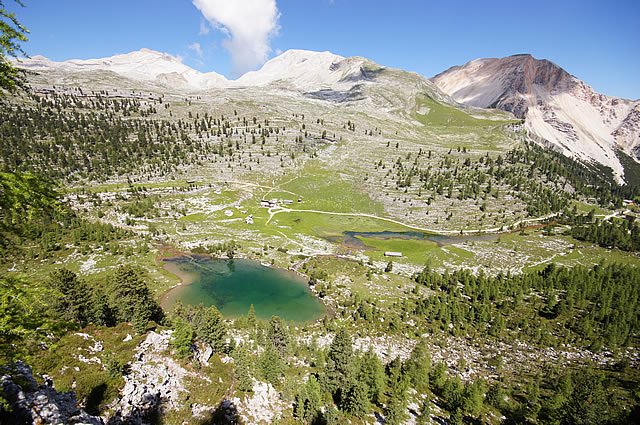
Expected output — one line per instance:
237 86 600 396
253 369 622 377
162 255 325 322
335 230 499 249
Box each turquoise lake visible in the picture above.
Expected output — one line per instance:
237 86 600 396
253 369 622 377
161 255 325 322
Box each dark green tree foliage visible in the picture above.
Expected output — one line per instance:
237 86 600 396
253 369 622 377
192 304 226 351
535 369 631 425
247 303 256 328
322 404 341 425
0 0 28 96
358 349 385 404
104 352 125 379
0 98 208 182
570 217 640 252
232 343 253 392
0 276 47 361
561 372 608 425
385 373 410 425
0 172 59 226
48 268 91 327
486 382 505 409
171 318 194 359
462 379 485 418
413 262 640 348
328 327 354 378
259 344 284 385
341 380 369 417
416 398 431 425
89 289 114 327
442 376 464 412
267 315 289 359
321 327 354 402
172 303 227 351
109 265 162 324
294 375 322 424
133 299 155 334
429 361 447 393
308 269 328 285
404 341 431 392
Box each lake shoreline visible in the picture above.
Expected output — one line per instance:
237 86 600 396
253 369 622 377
157 253 328 322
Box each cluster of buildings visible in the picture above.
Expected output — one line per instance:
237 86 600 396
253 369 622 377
259 198 301 208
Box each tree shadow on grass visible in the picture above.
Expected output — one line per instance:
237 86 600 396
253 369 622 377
194 399 243 425
84 383 108 416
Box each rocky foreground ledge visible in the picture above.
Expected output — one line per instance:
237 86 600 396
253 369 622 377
0 362 103 425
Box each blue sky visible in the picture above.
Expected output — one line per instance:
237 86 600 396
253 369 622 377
11 0 640 99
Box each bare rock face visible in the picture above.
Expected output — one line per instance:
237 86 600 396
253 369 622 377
432 54 640 183
108 330 197 425
614 104 640 159
0 363 103 425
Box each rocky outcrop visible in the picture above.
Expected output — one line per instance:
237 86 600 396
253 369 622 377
0 363 103 425
230 380 288 424
108 330 203 425
613 103 640 158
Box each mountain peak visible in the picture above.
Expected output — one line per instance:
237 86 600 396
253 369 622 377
432 54 638 183
234 49 366 89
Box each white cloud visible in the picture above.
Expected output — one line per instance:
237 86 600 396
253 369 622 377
192 0 281 77
188 42 203 58
199 19 210 35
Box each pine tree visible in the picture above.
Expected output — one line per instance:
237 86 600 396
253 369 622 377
90 289 114 327
385 373 410 425
322 327 355 400
405 341 431 392
247 303 256 328
322 404 341 425
416 398 431 425
342 379 369 417
294 375 322 424
259 344 284 385
232 344 253 392
48 268 91 327
0 0 29 96
267 315 289 359
132 299 154 334
193 304 226 351
172 319 194 359
358 349 385 404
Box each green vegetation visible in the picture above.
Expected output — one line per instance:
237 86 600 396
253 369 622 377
0 29 639 423
0 0 28 96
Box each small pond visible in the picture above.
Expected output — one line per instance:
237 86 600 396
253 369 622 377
326 230 500 249
161 255 325 322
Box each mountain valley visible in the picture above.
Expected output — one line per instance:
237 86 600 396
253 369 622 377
1 48 639 425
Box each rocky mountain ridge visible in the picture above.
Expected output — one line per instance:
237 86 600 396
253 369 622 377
15 48 640 183
432 54 640 183
16 48 385 93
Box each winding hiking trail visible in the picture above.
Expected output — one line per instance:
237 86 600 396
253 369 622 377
266 206 559 235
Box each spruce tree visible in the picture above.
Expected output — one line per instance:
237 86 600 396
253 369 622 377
247 303 256 328
259 344 284 385
416 398 431 425
342 379 369 417
405 341 431 392
49 268 91 327
172 319 194 359
193 304 226 351
233 344 253 392
358 349 385 404
267 315 289 359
